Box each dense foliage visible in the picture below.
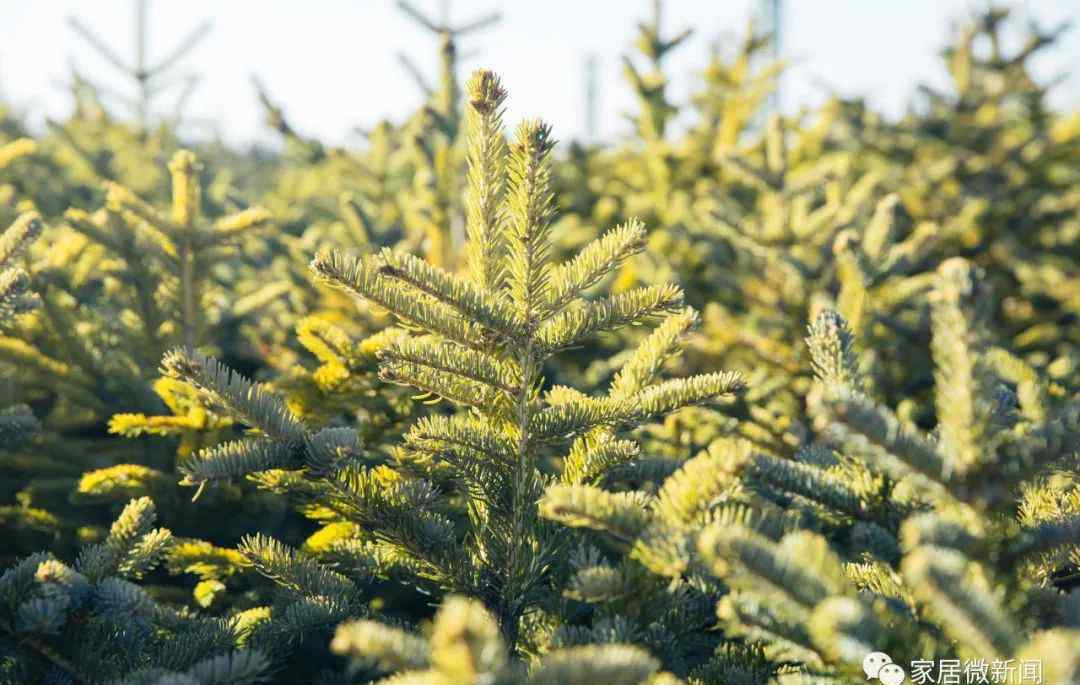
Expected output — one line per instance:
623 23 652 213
0 4 1076 684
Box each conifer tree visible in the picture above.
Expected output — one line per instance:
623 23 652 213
553 7 1077 446
0 150 278 565
837 8 1079 393
624 0 692 147
689 113 941 447
3 148 273 425
331 595 680 684
0 497 271 685
247 83 416 358
155 69 745 678
571 13 778 281
247 0 505 344
247 100 437 439
1 213 44 526
542 258 1079 682
0 4 1075 683
387 1 499 269
67 0 212 130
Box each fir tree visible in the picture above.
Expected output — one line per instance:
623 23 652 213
5 148 272 426
0 497 271 685
542 258 1079 683
67 0 212 130
1 211 44 467
0 212 52 560
155 69 745 679
836 8 1079 393
0 150 278 565
0 4 1075 684
393 0 501 268
331 595 679 684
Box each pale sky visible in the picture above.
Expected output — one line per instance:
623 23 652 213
0 1 1076 147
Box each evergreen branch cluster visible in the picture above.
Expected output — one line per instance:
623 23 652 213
0 497 271 685
0 212 44 433
0 4 1074 684
153 70 746 680
0 145 286 569
541 256 1078 682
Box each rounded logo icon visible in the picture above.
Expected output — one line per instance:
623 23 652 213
863 652 893 680
878 663 906 685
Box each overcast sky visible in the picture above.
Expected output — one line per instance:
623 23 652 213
0 1 1076 147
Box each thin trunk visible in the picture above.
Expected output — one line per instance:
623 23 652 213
502 339 536 650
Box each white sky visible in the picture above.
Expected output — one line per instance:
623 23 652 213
0 1 1076 147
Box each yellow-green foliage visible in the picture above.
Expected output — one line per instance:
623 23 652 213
152 71 746 683
0 5 1075 685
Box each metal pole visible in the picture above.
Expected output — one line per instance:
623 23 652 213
135 0 149 128
585 54 599 142
759 0 782 115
